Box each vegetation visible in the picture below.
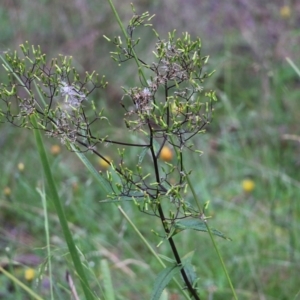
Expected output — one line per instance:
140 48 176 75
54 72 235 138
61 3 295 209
0 1 299 299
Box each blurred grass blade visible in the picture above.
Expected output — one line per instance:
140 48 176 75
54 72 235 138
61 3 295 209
100 259 115 300
286 57 300 77
0 266 44 300
70 144 111 193
31 115 94 300
37 187 54 300
70 144 124 202
150 265 182 300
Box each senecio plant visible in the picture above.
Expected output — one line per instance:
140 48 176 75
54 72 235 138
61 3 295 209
0 6 237 300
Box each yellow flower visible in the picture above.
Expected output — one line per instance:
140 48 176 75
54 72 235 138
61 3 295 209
159 146 173 162
242 179 255 193
50 144 61 155
18 162 25 171
280 6 291 18
24 268 35 281
98 156 112 169
3 187 11 196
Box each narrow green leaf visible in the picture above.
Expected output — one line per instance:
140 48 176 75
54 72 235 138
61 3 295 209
31 116 94 300
138 146 149 164
37 188 54 299
71 144 111 193
101 259 115 300
182 262 198 289
180 251 198 289
286 57 300 77
150 265 182 300
157 254 176 264
181 250 195 265
174 219 231 240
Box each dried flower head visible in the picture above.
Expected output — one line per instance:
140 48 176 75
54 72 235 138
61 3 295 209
60 81 87 108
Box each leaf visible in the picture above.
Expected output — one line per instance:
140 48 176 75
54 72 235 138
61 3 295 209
180 251 198 289
101 259 115 300
174 219 231 240
181 250 195 264
71 144 111 193
150 265 182 300
157 254 176 264
182 262 198 289
31 116 94 299
138 146 149 164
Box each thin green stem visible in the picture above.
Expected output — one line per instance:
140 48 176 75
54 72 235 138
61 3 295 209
185 166 203 213
186 167 237 299
170 135 237 299
205 223 238 300
186 169 237 299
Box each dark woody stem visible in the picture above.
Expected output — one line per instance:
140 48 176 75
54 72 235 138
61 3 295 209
79 124 200 299
157 205 201 300
148 121 200 300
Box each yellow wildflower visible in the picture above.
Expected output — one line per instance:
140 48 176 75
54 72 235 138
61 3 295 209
50 144 61 155
18 162 25 171
280 6 291 18
3 187 11 196
98 156 112 169
242 179 255 193
159 146 173 162
24 268 35 281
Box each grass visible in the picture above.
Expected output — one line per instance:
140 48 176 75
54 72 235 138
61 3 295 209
1 1 300 299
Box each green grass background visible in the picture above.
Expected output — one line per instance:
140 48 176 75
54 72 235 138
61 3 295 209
0 0 300 299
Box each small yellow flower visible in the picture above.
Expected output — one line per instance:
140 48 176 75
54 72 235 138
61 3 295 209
18 162 25 171
242 179 255 193
3 187 11 196
159 146 173 162
50 144 61 155
98 156 112 169
280 5 291 18
24 268 35 281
